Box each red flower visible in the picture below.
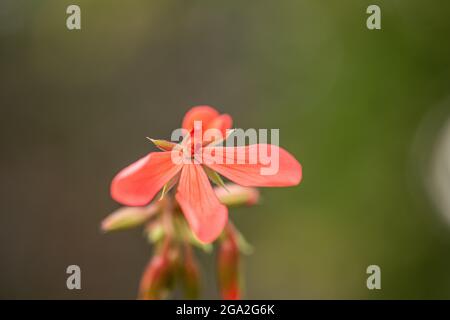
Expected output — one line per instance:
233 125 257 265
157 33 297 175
111 106 302 243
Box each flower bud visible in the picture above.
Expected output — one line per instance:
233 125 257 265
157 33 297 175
217 225 241 300
215 184 259 207
181 245 201 299
101 203 160 232
145 220 165 244
138 242 177 300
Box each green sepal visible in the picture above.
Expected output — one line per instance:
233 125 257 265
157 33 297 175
204 166 228 191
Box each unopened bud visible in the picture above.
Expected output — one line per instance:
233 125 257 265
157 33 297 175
215 184 259 207
139 242 177 300
181 245 201 299
145 220 165 243
217 225 241 300
101 203 160 232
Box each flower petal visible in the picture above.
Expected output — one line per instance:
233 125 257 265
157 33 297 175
203 144 302 187
111 152 183 206
176 164 228 243
205 114 233 137
182 105 219 132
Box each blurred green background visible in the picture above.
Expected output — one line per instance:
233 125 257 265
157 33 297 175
1 0 450 299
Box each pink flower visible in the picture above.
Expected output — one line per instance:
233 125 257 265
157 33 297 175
111 106 302 243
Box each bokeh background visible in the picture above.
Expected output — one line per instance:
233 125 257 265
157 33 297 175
1 0 450 299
